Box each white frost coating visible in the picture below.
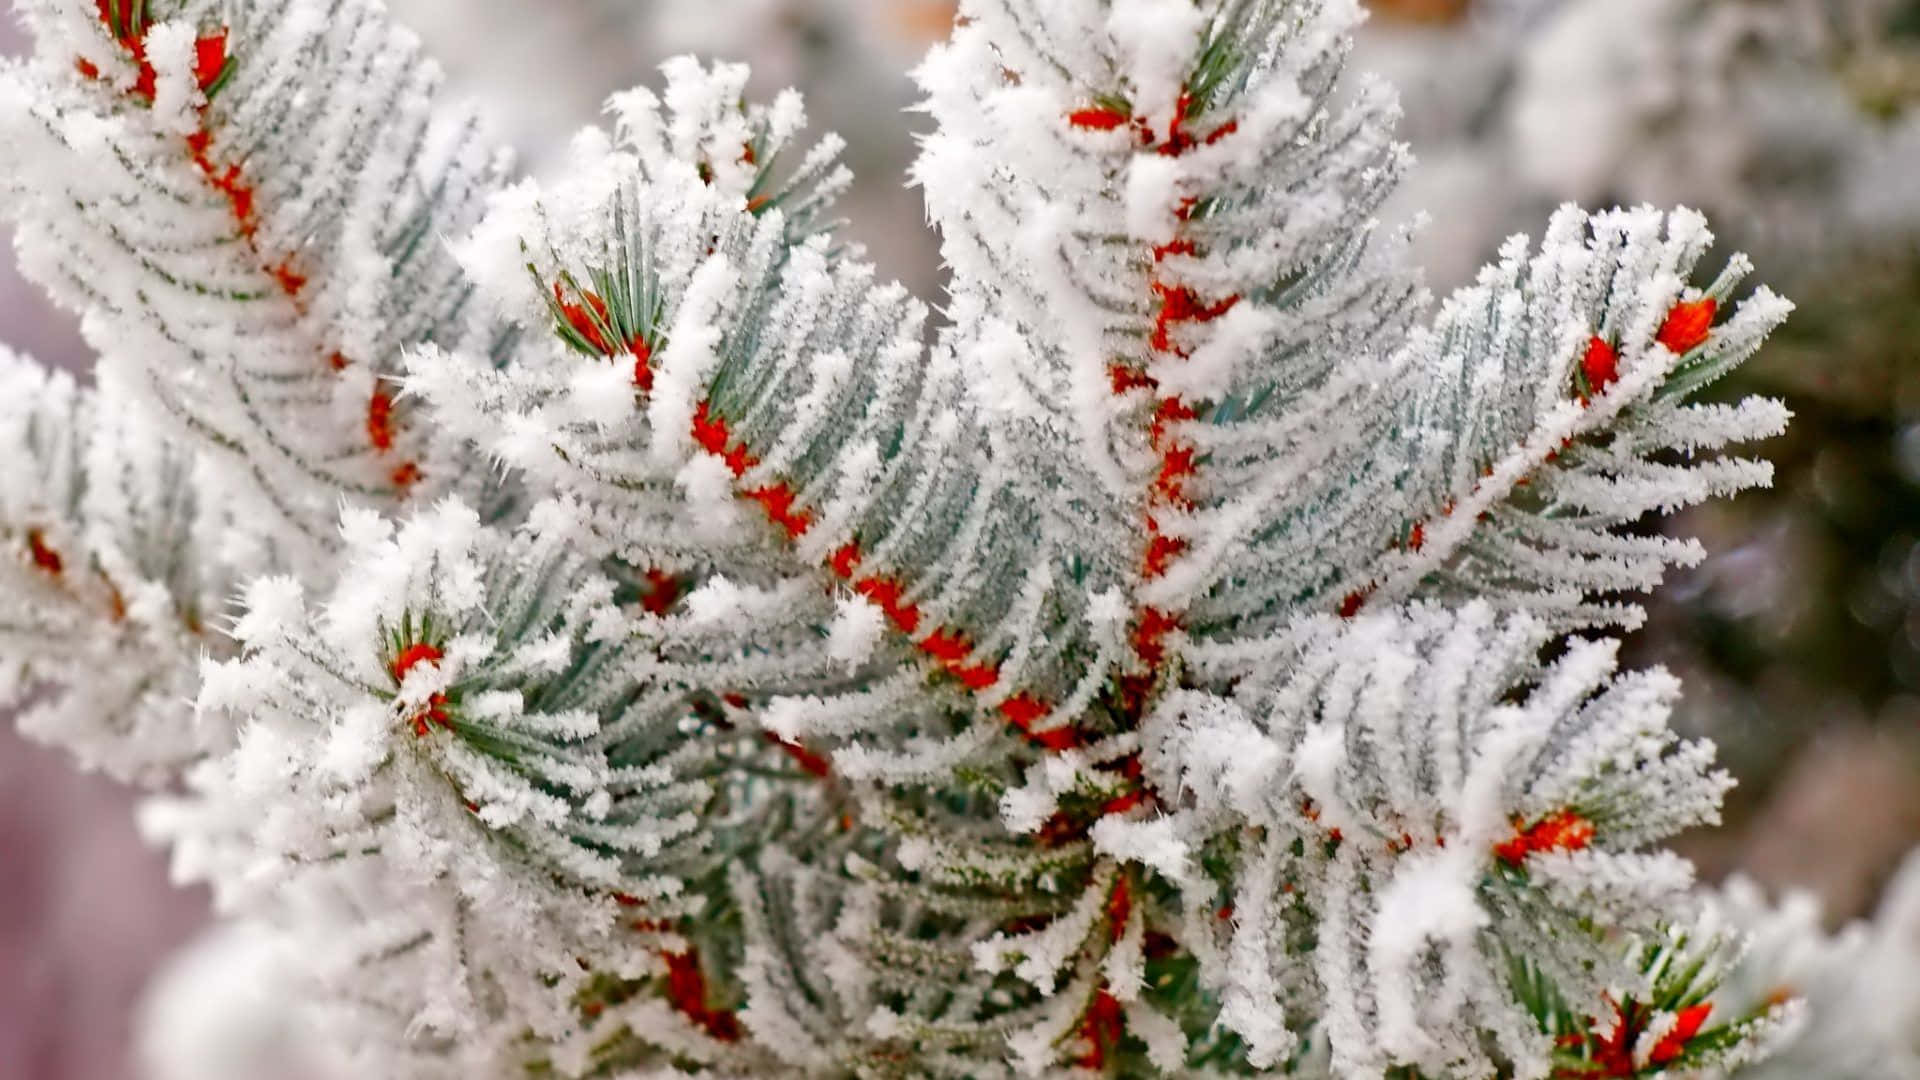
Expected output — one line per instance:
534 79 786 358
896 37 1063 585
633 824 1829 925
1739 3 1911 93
570 358 638 428
1219 848 1296 1068
825 594 885 668
142 22 203 137
998 780 1060 835
648 255 737 465
1 0 514 561
1292 721 1356 830
1091 813 1196 890
0 0 1806 1077
139 502 723 1073
0 348 234 781
1142 690 1282 818
973 871 1111 991
659 56 759 196
1369 847 1490 1065
1106 0 1209 128
1125 153 1184 246
1103 902 1146 1000
453 179 549 320
1124 999 1190 1073
1150 300 1278 400
1152 602 1744 1074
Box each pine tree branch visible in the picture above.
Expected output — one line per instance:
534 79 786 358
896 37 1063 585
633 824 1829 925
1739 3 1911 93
2 0 516 560
0 346 229 782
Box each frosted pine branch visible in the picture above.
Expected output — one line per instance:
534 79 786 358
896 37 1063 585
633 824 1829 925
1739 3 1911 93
0 0 1824 1077
1139 602 1760 1077
149 498 815 1074
0 347 233 781
1693 852 1920 1080
1 0 514 562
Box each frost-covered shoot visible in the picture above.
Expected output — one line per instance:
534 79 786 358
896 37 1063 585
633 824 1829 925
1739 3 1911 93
0 0 1845 1077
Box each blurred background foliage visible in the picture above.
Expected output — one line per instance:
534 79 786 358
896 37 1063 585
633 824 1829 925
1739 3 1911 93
4 0 1920 1074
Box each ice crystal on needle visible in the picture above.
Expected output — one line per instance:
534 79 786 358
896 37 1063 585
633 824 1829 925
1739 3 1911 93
0 0 1824 1077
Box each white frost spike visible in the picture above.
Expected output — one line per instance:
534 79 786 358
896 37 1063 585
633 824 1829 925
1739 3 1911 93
1091 813 1197 891
1125 154 1184 247
1124 999 1191 1074
1370 846 1490 1067
825 594 885 668
973 870 1111 991
649 255 738 466
1219 847 1298 1068
141 22 204 137
1105 0 1209 127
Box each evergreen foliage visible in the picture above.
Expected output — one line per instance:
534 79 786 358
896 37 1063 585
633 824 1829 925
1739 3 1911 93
6 1 1883 1077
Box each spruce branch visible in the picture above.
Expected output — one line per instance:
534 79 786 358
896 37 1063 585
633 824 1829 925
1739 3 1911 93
0 346 231 782
1 0 517 558
0 0 1829 1077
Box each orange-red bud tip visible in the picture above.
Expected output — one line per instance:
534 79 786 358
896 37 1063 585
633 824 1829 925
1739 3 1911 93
1068 106 1129 131
1581 335 1619 397
1494 809 1595 866
26 530 63 576
1648 1003 1713 1065
391 641 443 681
1657 298 1718 355
192 31 227 90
